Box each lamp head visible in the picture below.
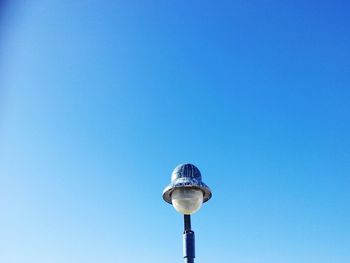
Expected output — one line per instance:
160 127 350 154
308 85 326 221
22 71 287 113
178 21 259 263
162 163 212 215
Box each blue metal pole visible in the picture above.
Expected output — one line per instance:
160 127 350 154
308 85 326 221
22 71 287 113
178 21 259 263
183 215 195 263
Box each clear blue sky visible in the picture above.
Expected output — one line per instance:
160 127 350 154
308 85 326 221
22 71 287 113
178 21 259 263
1 1 350 262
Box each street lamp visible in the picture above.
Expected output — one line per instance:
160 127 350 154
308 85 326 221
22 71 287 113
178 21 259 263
163 163 212 263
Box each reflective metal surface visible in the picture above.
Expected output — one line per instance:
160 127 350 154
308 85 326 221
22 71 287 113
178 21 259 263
162 163 212 204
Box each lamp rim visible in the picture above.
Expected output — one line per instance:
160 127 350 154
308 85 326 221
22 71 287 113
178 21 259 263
163 184 212 204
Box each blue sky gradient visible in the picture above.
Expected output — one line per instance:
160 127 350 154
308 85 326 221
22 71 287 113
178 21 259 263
1 1 350 262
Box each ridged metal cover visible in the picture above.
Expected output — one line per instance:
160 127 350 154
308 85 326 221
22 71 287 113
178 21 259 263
163 163 212 204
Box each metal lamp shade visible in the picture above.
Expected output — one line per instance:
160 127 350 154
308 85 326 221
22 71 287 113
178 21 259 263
163 163 212 204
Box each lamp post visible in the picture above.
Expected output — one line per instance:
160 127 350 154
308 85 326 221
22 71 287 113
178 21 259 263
163 163 212 263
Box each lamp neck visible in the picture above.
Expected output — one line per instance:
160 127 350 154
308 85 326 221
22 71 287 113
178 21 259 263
184 214 192 232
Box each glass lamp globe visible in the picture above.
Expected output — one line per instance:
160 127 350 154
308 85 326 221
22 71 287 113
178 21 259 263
171 188 204 215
